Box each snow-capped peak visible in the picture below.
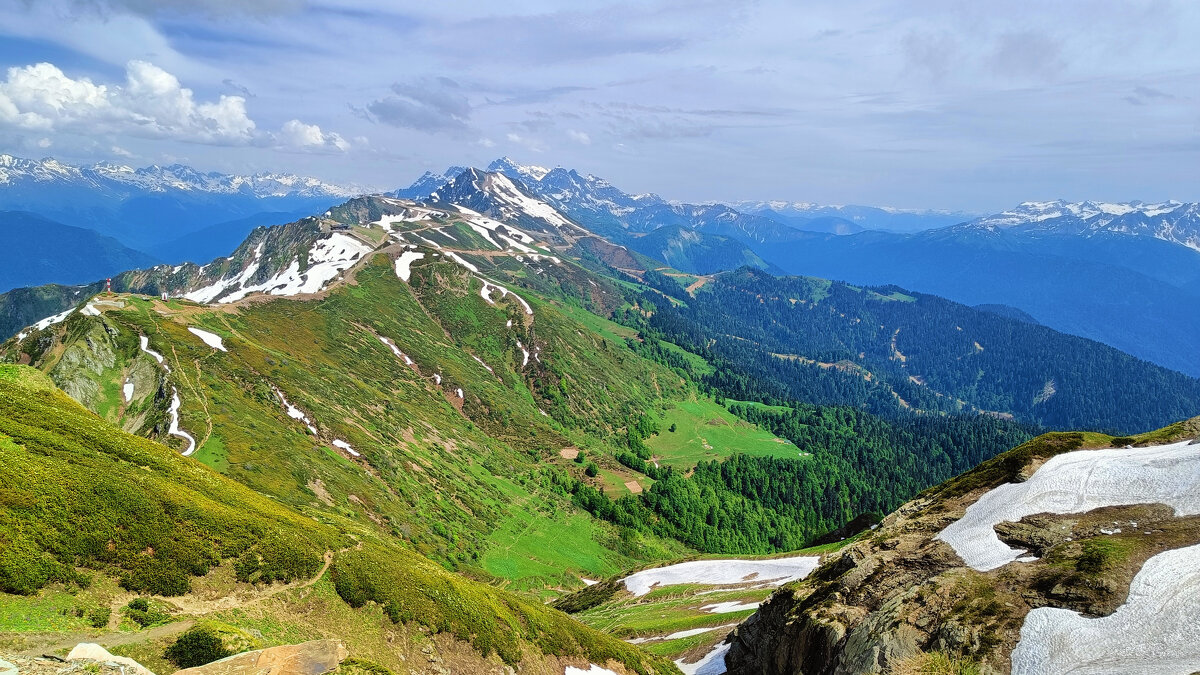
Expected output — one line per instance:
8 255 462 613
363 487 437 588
0 153 360 198
487 156 552 182
969 200 1200 251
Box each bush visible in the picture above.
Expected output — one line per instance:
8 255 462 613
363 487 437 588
164 626 233 669
87 607 112 628
123 598 171 628
584 463 598 477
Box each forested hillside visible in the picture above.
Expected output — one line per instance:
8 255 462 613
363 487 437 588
625 267 1200 433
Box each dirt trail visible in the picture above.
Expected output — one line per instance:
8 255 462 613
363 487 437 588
15 550 341 657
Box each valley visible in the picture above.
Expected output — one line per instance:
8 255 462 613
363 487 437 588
1 165 1198 675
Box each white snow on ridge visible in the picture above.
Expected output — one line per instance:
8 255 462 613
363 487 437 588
32 308 74 332
1010 542 1200 675
627 624 738 645
187 327 227 351
935 439 1200 571
445 251 479 273
621 555 821 597
187 235 371 304
394 250 424 282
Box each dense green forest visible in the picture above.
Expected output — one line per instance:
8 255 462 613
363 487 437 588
566 399 1030 552
625 267 1200 434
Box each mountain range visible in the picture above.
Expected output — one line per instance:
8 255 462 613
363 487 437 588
0 154 358 262
2 156 1199 675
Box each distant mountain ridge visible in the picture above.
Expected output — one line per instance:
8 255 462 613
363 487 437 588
964 199 1200 251
0 153 362 257
0 154 359 198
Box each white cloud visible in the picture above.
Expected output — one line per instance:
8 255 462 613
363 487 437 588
280 119 350 152
0 60 353 155
567 129 591 145
0 60 255 144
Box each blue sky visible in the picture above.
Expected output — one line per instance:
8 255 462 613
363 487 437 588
0 0 1198 210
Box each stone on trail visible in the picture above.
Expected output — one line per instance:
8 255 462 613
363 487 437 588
171 640 348 675
67 644 155 675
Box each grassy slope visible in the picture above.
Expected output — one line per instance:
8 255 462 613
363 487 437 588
5 253 692 592
0 364 678 673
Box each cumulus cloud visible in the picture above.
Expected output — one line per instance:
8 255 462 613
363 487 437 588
279 119 350 152
0 60 350 152
567 129 591 145
0 60 255 143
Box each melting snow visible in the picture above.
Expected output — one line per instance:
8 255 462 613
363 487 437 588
564 667 619 675
455 387 464 399
477 277 534 315
331 439 360 457
378 335 413 365
433 373 442 385
471 355 494 374
517 341 530 367
123 380 134 402
187 327 227 351
32 308 74 332
935 439 1200 571
394 250 425 282
80 303 100 317
675 642 730 675
273 387 316 434
1011 542 1200 674
138 335 168 371
621 556 821 597
445 251 479 273
701 601 760 614
167 388 196 456
628 624 738 644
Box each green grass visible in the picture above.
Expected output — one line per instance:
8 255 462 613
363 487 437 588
646 397 801 467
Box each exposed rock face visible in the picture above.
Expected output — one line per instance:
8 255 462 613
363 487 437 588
172 640 348 675
724 424 1200 675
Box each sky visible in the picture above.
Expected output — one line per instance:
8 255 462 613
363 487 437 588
0 0 1198 211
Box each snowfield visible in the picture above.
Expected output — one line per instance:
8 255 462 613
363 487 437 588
187 327 227 351
1010 542 1200 674
621 555 821 597
936 439 1200 571
394 250 424 282
139 335 168 371
185 234 372 304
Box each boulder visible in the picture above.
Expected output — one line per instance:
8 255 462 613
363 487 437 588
67 643 155 675
172 640 348 675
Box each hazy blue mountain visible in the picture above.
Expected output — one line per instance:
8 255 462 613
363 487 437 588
0 211 159 292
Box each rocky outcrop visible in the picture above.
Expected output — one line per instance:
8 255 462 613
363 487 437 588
725 424 1200 675
172 640 347 675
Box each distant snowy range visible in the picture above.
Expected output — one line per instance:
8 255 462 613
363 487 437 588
4 152 1200 376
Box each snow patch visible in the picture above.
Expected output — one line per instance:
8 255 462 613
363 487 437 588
394 250 425 282
378 335 413 365
187 327 227 351
628 624 738 644
675 641 730 675
564 667 619 675
167 388 196 456
139 335 168 371
1011 542 1200 674
123 380 134 402
332 439 360 457
445 251 479 273
936 440 1200 571
701 601 760 614
32 308 74 332
621 555 821 597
